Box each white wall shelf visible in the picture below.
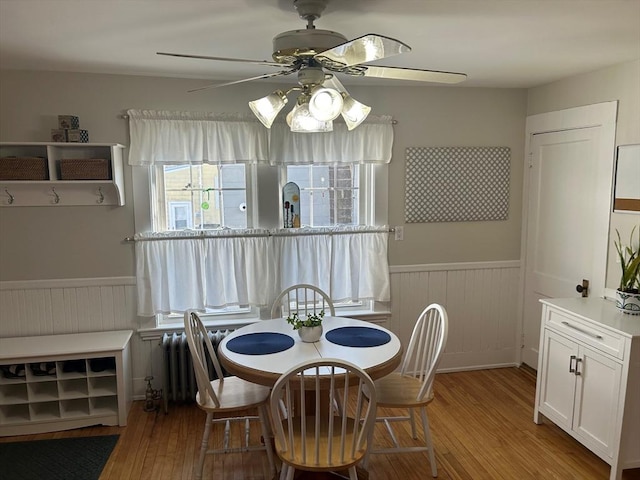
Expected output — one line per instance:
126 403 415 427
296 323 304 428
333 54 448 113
0 330 132 436
0 142 126 206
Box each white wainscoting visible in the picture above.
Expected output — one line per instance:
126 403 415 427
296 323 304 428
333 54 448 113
389 261 521 371
0 261 521 402
0 277 154 399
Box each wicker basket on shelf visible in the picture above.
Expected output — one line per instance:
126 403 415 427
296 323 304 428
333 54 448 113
59 158 111 180
0 157 49 180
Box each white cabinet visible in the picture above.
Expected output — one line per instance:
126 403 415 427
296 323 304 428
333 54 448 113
0 142 125 206
534 298 640 480
0 330 132 436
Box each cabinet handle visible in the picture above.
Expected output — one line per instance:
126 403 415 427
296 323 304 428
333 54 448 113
575 358 583 376
561 321 603 340
569 355 576 373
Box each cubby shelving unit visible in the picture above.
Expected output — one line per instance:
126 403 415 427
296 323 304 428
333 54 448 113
0 330 132 436
0 142 125 206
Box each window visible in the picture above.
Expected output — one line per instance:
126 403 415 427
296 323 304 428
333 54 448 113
286 165 359 226
141 162 386 326
153 164 248 231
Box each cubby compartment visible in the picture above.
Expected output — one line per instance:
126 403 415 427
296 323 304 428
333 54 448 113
90 396 118 416
60 398 90 418
58 378 88 399
0 404 30 424
0 383 28 405
89 376 117 397
28 381 58 402
30 401 60 421
88 357 116 376
57 359 87 379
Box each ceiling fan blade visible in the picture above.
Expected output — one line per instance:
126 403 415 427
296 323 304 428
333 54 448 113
157 52 286 68
187 70 296 93
360 65 467 84
314 34 410 68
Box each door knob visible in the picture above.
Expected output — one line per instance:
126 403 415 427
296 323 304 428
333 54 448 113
576 279 589 297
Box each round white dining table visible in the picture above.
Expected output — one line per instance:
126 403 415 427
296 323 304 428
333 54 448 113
218 316 403 387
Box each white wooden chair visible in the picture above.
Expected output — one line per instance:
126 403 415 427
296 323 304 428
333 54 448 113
269 358 377 480
270 284 335 318
183 310 276 479
365 303 448 477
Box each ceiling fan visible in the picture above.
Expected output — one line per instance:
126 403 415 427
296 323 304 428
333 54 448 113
157 0 467 132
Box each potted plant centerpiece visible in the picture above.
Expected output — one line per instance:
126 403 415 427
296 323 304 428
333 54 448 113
614 226 640 315
287 310 325 342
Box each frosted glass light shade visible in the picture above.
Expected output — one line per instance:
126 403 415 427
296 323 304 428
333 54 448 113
340 94 371 130
288 102 333 133
308 87 344 121
248 90 287 128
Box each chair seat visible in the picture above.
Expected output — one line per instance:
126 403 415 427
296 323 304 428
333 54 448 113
274 416 366 471
372 372 435 408
196 375 271 412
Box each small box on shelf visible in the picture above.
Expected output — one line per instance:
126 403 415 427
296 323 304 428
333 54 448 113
51 129 67 142
58 115 80 129
66 129 89 143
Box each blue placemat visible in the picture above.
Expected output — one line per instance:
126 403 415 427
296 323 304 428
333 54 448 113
226 332 294 355
325 326 391 348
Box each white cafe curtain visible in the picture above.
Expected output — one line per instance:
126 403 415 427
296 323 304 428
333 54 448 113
135 230 271 316
127 109 394 166
135 227 390 316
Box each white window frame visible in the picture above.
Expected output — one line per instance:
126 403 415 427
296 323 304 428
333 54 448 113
132 162 388 327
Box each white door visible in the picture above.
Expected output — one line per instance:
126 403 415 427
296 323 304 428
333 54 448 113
520 102 617 369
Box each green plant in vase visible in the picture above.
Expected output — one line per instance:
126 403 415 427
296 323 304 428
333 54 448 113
286 310 325 330
614 226 640 314
286 310 325 342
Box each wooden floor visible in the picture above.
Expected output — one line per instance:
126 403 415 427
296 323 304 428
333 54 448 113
2 367 639 480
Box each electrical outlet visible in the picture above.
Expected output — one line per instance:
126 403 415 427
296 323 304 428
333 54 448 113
394 226 404 241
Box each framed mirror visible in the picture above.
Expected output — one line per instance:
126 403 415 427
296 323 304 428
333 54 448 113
613 144 640 213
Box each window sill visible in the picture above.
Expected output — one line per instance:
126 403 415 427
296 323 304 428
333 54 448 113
138 317 261 341
137 307 391 342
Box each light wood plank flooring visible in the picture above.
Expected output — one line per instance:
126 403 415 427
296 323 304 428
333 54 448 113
2 367 638 479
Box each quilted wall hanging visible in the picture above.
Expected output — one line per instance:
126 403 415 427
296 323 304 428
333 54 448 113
405 146 511 223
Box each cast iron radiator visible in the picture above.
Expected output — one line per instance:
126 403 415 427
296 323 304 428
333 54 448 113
161 330 232 413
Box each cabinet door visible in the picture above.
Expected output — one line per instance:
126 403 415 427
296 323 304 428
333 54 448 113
539 330 578 430
573 344 622 459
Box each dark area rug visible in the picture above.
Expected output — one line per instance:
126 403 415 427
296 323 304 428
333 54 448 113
0 434 119 480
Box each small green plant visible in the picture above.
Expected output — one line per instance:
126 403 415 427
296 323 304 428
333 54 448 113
614 226 640 293
286 310 325 330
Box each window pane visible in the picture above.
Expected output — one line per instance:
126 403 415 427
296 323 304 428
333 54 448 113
157 164 247 231
286 165 359 227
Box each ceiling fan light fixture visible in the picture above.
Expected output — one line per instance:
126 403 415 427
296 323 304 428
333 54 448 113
289 99 333 133
340 94 371 130
308 86 344 121
248 90 288 128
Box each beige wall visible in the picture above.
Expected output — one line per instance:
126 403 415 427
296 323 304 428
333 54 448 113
0 69 528 280
527 59 640 290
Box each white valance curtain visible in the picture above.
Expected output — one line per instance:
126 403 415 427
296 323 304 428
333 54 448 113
127 109 393 166
135 227 390 316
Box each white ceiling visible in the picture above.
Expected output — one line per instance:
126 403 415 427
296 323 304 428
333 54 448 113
0 0 639 89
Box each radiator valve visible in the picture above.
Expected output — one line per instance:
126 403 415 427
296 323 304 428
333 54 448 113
144 375 162 412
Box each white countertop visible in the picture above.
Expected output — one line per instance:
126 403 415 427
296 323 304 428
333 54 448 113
0 330 133 361
540 297 640 338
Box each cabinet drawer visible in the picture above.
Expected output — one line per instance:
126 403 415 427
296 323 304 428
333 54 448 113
546 309 624 360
